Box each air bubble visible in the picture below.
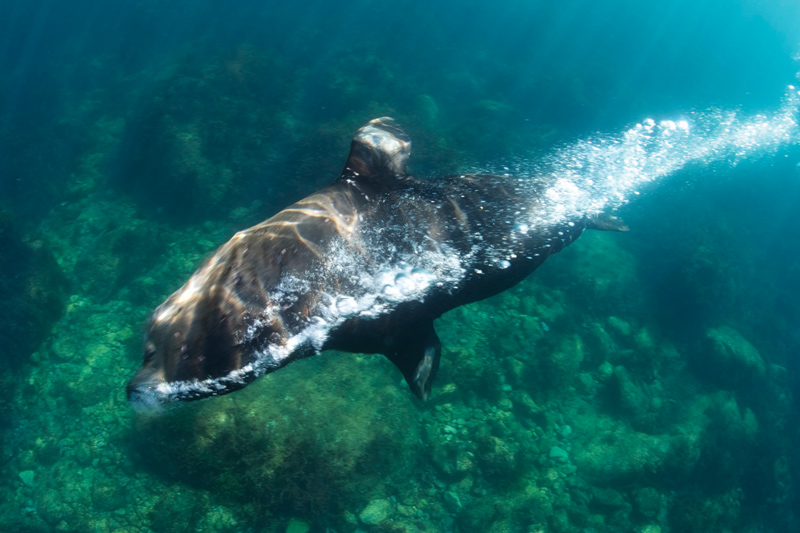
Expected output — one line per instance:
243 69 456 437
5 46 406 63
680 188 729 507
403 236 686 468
376 269 394 286
395 273 415 294
336 296 359 317
381 284 402 302
410 269 431 289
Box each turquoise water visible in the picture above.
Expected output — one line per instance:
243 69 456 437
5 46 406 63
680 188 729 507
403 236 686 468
2 1 800 531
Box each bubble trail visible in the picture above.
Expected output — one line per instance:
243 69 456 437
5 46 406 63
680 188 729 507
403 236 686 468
501 85 800 230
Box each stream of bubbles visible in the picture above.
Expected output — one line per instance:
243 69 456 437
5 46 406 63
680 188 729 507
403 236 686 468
500 84 800 229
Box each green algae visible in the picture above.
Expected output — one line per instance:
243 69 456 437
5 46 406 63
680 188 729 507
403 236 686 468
132 354 421 518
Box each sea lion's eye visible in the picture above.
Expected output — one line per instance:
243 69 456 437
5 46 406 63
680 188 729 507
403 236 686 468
144 344 157 363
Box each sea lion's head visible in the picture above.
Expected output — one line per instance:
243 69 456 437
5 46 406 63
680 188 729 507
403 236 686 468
126 261 261 410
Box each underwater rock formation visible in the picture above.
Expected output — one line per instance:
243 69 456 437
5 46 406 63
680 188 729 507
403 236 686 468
130 354 420 517
700 326 766 387
114 46 292 221
0 208 68 369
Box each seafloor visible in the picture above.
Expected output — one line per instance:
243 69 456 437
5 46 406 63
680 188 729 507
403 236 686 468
1 33 800 533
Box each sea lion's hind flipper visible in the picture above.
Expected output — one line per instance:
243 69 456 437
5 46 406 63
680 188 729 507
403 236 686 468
586 213 629 232
341 117 411 183
384 322 441 401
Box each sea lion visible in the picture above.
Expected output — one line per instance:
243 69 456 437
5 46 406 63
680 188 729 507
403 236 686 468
127 117 626 408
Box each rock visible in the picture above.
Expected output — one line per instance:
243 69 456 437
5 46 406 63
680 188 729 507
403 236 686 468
414 94 440 125
0 209 68 369
37 489 73 527
549 446 569 463
612 365 650 418
512 391 543 420
632 487 661 519
590 487 628 509
455 451 475 473
202 506 240 532
91 480 127 511
359 498 393 525
286 518 311 533
151 486 198 533
597 361 614 382
702 326 766 387
541 334 585 386
608 316 633 337
18 470 35 487
478 436 520 478
457 496 514 532
443 490 463 512
573 416 701 485
576 372 596 395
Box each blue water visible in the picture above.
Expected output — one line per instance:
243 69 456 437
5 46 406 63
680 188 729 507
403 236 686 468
1 1 800 532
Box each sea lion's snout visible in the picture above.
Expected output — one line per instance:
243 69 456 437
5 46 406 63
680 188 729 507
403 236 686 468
126 366 166 411
126 337 169 409
127 278 259 407
126 298 192 408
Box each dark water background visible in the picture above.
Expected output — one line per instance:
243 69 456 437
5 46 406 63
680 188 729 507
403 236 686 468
2 1 800 532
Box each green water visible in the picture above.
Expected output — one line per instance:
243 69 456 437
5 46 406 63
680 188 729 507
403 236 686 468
2 0 800 532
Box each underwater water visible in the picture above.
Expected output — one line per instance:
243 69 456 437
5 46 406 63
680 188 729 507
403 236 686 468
2 0 800 531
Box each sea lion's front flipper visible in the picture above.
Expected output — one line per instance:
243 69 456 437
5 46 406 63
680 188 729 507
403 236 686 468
340 117 411 184
385 321 441 401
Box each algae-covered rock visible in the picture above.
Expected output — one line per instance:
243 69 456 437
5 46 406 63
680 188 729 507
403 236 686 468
18 470 35 488
696 391 761 486
115 46 290 221
640 526 661 533
359 498 393 525
477 435 522 480
597 361 614 382
150 486 199 533
201 505 240 532
456 496 515 533
37 488 75 527
286 517 311 533
536 231 643 316
632 487 661 519
90 480 128 512
610 365 652 422
73 218 165 299
668 488 742 533
589 487 630 512
549 446 569 463
38 297 141 408
608 316 634 338
700 326 765 387
573 416 701 485
539 334 585 388
414 94 441 127
132 353 419 517
0 208 68 369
